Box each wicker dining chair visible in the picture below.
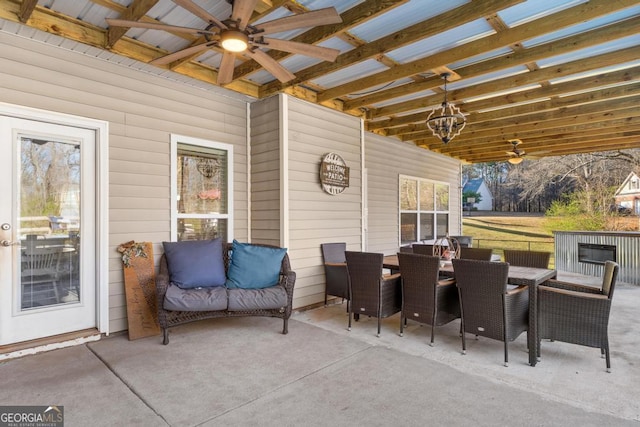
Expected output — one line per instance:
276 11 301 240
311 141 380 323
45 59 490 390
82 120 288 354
537 261 619 372
397 253 460 345
452 258 529 366
504 249 551 269
459 247 493 261
412 244 435 256
321 243 349 306
345 251 401 337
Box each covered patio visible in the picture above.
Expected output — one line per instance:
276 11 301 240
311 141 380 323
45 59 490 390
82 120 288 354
1 280 639 425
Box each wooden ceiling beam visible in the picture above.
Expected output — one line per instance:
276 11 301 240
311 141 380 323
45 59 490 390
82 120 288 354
233 0 409 80
460 136 640 163
428 117 640 152
318 0 638 103
106 0 159 48
366 45 640 130
18 0 37 23
347 15 640 112
438 124 640 157
369 45 640 120
419 107 640 149
260 0 524 97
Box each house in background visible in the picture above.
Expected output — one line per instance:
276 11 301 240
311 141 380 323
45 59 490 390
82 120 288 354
614 172 640 215
462 178 493 211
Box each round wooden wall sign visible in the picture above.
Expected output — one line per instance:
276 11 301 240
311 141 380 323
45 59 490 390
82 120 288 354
320 152 350 195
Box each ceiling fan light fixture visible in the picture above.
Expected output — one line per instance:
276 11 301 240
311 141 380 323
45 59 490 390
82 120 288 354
508 156 524 165
426 73 466 144
220 30 249 52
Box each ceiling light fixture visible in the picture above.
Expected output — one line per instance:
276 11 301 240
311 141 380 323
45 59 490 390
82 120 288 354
220 30 249 52
426 72 466 144
508 156 524 165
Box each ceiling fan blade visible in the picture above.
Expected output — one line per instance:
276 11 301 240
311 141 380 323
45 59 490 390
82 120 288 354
256 7 342 36
261 38 340 62
217 51 237 85
506 151 517 156
231 0 259 31
245 49 295 83
151 42 215 65
172 0 227 30
106 19 216 35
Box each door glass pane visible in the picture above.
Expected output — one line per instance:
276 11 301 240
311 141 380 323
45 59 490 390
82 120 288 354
19 137 80 310
400 179 417 210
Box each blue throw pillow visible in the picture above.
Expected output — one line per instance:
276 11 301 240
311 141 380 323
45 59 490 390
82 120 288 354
225 240 287 289
162 239 226 289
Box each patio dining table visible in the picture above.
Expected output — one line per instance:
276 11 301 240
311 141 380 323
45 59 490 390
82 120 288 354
383 255 557 366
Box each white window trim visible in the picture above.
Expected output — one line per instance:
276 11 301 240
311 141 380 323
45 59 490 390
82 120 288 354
399 174 451 245
170 134 234 242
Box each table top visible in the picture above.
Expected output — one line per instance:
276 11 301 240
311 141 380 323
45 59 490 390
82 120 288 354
383 255 556 286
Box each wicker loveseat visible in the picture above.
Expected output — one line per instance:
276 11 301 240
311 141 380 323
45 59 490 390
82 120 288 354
156 240 296 345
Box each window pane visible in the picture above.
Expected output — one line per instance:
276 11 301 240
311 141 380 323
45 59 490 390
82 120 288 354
436 214 449 237
420 213 435 241
178 218 227 241
419 181 434 211
400 213 417 244
436 183 449 211
400 178 417 210
177 145 228 215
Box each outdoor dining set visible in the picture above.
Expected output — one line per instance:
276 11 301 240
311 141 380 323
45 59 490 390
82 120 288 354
321 241 619 372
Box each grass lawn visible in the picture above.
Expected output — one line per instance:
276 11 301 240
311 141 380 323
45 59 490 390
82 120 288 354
462 214 555 267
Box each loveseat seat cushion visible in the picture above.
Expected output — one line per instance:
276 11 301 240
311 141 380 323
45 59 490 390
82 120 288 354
164 283 228 311
227 286 287 311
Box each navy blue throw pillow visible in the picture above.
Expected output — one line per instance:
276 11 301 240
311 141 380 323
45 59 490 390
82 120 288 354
162 239 226 289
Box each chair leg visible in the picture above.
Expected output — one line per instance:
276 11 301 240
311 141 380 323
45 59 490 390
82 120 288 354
399 312 404 337
430 324 435 347
348 310 352 331
162 328 169 345
604 345 611 373
377 317 381 338
504 341 509 367
282 318 288 335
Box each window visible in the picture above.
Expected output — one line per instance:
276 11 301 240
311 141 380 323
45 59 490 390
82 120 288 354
400 176 450 245
171 135 233 242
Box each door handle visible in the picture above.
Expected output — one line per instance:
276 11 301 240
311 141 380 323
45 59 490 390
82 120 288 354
1 240 19 247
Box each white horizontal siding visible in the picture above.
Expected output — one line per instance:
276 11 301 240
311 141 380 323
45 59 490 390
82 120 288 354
0 31 249 334
365 133 462 255
286 96 362 309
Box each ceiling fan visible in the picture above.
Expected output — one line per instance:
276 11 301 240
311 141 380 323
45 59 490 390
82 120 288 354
506 139 529 164
106 0 342 85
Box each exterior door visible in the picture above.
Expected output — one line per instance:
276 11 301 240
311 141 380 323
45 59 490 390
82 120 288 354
0 116 96 345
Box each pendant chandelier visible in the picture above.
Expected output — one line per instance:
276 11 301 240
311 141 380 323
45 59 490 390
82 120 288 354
426 73 466 144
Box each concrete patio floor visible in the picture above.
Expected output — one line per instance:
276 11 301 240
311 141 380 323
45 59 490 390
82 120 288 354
0 283 638 426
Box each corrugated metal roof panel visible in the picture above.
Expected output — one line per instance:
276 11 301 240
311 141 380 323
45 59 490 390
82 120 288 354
311 59 388 88
348 0 469 42
523 5 640 47
497 0 587 27
537 35 640 68
386 19 494 64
